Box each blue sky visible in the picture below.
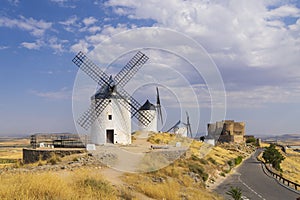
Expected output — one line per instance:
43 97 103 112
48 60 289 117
1 0 300 137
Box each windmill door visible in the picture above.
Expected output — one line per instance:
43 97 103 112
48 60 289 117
106 129 114 143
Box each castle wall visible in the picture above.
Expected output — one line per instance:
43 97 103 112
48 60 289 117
207 120 245 143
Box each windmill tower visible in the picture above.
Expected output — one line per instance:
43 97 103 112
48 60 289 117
90 76 131 144
167 111 192 137
72 51 154 145
138 87 163 135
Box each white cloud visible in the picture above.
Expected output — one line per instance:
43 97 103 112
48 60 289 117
104 0 300 70
21 40 43 50
267 5 300 18
59 15 78 26
48 37 68 53
83 17 97 26
30 87 71 100
20 37 67 52
0 15 52 37
87 26 101 34
0 46 9 50
50 0 76 8
227 85 300 108
69 0 300 109
59 15 79 32
8 0 19 6
70 39 90 53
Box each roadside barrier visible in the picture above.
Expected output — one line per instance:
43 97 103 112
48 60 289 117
257 152 300 193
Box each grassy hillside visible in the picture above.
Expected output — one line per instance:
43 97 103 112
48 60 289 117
0 169 119 200
281 149 300 184
121 133 255 200
259 143 300 184
0 134 256 199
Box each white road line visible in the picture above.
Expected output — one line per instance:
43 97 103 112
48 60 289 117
238 175 266 200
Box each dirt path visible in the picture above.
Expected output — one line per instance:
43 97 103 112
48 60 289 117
99 138 156 199
100 167 155 200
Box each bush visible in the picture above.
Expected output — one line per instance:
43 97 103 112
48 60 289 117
226 186 242 200
207 157 217 165
188 163 209 181
227 160 234 167
191 154 201 161
47 153 61 165
199 158 208 165
188 163 204 174
234 156 243 165
155 138 161 144
246 137 256 144
202 173 209 181
262 144 285 171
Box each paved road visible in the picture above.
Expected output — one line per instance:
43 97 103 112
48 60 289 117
215 150 300 200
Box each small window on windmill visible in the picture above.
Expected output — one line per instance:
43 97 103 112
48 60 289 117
108 114 112 120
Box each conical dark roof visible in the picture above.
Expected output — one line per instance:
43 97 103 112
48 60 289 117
139 100 156 111
91 76 118 100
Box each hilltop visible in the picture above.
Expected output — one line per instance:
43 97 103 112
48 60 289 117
260 134 300 143
0 133 256 199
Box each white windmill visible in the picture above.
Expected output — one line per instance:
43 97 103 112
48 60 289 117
138 87 163 135
72 51 154 145
167 112 192 137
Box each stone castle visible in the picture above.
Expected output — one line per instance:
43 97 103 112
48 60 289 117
207 120 245 143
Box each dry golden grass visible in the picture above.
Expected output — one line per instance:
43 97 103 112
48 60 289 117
123 167 222 200
120 133 251 199
0 138 28 168
0 138 29 146
205 146 239 166
0 148 23 168
0 148 23 159
281 150 300 184
147 132 192 147
0 169 117 200
259 142 270 148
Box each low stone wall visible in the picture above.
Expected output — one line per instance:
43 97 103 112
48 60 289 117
23 148 86 164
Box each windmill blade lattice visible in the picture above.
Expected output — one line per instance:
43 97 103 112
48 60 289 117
77 98 110 130
72 51 111 86
115 89 154 126
114 51 149 88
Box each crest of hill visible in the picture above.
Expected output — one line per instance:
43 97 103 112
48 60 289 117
120 133 255 199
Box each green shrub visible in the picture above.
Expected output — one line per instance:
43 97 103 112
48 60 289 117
189 163 204 174
47 153 61 165
246 137 256 144
191 154 201 161
226 186 242 200
227 160 234 167
234 156 243 165
207 157 217 165
199 158 208 165
155 139 161 144
188 163 208 181
262 144 285 171
202 173 209 181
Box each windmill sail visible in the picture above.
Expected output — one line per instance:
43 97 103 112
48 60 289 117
156 87 163 125
72 51 154 130
185 111 192 137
